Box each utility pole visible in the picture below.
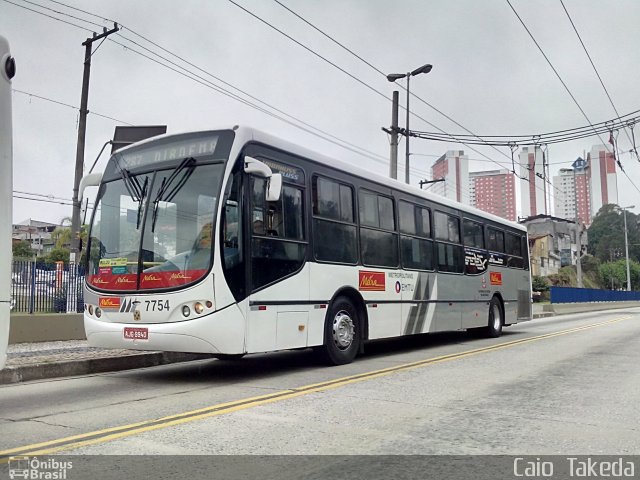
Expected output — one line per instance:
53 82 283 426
575 223 584 288
70 24 119 262
622 205 635 291
389 91 399 179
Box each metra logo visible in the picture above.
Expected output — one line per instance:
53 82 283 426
490 272 503 285
116 277 136 284
359 271 386 291
99 297 121 309
143 274 161 282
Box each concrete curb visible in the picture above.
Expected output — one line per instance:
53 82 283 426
0 352 213 384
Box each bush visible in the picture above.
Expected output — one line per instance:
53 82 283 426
531 275 549 292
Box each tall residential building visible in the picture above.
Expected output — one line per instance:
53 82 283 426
430 150 469 204
468 169 516 221
587 144 617 218
552 157 590 225
519 146 548 218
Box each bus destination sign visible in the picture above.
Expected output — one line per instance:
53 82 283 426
116 135 219 169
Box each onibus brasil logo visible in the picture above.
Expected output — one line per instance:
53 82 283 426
8 457 72 479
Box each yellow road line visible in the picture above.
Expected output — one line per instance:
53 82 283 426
0 315 631 459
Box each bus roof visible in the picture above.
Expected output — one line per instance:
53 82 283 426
114 125 527 233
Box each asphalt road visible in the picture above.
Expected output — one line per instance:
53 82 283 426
1 308 639 457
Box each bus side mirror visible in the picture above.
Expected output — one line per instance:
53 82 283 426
79 172 103 202
244 156 282 202
266 173 282 202
244 156 272 177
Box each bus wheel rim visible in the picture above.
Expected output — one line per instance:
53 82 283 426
492 303 501 331
333 310 355 349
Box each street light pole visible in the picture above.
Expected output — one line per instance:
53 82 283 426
405 73 411 184
386 63 432 185
622 205 635 291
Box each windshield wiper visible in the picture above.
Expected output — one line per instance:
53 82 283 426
112 155 151 230
151 157 196 232
136 176 149 229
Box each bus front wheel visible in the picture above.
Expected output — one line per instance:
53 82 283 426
322 296 360 365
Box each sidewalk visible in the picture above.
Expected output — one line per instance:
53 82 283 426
1 340 212 384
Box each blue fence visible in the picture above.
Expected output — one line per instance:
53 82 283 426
550 286 640 304
11 260 85 313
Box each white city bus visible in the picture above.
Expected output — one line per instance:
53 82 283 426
0 35 16 370
82 126 532 365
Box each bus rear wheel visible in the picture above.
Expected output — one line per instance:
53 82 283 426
322 296 360 365
485 296 503 338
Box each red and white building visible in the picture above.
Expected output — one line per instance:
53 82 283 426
468 169 516 221
587 144 618 218
519 146 548 218
430 150 469 203
552 157 590 225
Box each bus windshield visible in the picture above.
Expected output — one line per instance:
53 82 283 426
87 160 225 292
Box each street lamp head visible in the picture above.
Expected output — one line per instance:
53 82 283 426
410 63 433 76
386 73 406 82
623 205 636 210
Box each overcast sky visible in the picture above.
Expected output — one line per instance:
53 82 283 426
2 0 640 225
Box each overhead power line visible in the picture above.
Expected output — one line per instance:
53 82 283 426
409 110 640 146
559 0 640 164
6 0 401 174
268 0 577 200
506 0 640 197
13 89 134 125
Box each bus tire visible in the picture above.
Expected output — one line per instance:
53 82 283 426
485 296 503 338
322 296 360 365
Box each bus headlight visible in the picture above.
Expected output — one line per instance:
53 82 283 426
95 307 102 318
88 305 94 315
182 305 191 317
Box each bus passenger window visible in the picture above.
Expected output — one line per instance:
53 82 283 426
312 176 357 264
463 219 484 249
487 227 505 253
434 212 464 273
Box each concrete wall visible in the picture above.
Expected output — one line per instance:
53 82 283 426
9 313 84 344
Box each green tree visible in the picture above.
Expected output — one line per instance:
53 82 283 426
12 240 34 259
587 204 640 263
598 261 626 290
598 259 640 290
51 222 89 264
45 247 70 264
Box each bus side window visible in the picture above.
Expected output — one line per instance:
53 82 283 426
251 179 306 291
312 176 357 264
434 211 464 273
222 169 245 301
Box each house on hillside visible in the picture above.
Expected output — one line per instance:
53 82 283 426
520 214 587 275
12 219 61 256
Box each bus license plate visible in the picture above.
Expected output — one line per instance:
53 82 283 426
123 327 148 340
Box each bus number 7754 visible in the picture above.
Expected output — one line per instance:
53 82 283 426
145 300 170 312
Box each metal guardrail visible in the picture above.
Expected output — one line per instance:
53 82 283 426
11 260 85 313
550 286 640 304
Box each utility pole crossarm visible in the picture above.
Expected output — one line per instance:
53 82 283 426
419 178 445 189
